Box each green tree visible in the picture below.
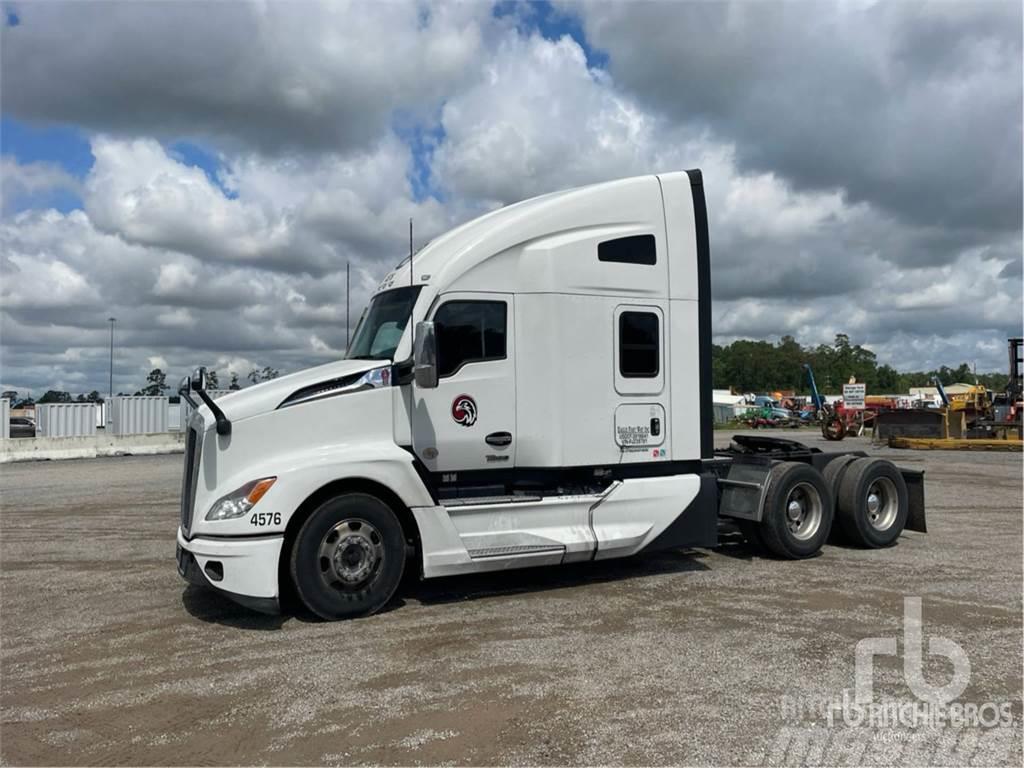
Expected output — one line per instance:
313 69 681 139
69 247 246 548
229 373 241 390
206 369 220 389
38 390 72 403
136 369 168 397
247 366 280 384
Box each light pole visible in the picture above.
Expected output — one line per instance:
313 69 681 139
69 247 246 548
108 317 116 398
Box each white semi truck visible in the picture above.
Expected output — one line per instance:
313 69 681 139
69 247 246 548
177 170 926 619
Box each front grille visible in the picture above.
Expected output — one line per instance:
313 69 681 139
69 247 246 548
180 426 201 534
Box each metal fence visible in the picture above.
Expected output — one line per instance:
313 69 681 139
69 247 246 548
108 396 169 435
36 403 98 437
0 399 9 440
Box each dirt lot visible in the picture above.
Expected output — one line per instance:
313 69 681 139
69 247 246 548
1 431 1021 766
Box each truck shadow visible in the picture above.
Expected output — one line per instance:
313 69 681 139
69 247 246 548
181 585 288 631
181 548 717 628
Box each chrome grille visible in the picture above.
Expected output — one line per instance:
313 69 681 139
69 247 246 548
180 426 201 534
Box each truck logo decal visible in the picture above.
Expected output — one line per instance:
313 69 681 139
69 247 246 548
451 395 477 427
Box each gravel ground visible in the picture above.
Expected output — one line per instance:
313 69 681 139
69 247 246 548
1 430 1021 766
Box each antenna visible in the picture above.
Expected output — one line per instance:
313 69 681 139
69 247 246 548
345 262 350 352
409 218 414 287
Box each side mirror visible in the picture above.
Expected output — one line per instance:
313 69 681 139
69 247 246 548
413 321 438 389
191 366 207 392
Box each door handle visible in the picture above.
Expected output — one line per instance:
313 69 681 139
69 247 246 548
485 431 513 447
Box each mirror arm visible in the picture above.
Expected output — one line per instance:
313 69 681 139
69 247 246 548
393 357 415 386
196 388 232 436
178 377 199 410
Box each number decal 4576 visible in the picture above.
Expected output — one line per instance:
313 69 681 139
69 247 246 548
251 512 282 527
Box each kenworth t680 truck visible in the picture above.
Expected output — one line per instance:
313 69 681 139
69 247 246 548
177 170 926 619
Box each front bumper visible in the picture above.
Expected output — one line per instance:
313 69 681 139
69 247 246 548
176 527 284 614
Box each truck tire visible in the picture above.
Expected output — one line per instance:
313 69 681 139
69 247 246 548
289 493 406 620
758 462 833 559
822 455 857 499
836 458 908 548
822 417 845 441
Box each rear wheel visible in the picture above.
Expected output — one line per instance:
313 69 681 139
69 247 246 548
836 458 908 548
290 493 406 620
822 455 857 499
758 462 833 559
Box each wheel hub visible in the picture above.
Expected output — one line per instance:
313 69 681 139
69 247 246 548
787 499 803 521
784 482 823 541
866 492 881 516
319 518 384 590
865 478 898 531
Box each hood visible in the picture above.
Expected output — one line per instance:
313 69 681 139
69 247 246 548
198 358 384 426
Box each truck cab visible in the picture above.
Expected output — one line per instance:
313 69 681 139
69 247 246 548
177 170 924 619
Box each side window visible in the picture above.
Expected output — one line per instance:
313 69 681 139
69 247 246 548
598 234 656 265
619 311 659 378
435 301 507 377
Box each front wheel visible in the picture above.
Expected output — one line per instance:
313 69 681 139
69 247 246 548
289 493 406 620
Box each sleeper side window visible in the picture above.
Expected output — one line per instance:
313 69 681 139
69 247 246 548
619 311 659 378
598 234 656 265
434 300 507 377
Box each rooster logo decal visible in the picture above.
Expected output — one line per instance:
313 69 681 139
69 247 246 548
451 394 478 427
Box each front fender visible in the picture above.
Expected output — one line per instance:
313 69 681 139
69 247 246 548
187 440 433 538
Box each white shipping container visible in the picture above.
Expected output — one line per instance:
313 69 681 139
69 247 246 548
36 403 97 437
1 399 9 440
168 402 182 431
108 396 169 435
95 401 108 429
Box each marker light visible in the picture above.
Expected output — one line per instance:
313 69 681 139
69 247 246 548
206 477 277 521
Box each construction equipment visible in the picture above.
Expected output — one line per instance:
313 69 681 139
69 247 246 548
803 364 848 440
876 338 1023 449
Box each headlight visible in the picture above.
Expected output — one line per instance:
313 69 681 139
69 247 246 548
205 477 276 521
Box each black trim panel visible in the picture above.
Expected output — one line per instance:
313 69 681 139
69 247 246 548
426 460 704 500
686 169 714 460
641 471 719 552
277 370 369 409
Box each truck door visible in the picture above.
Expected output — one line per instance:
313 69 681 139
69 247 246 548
411 293 516 473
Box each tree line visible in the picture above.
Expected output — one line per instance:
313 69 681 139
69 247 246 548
713 334 1010 395
7 335 1011 407
9 366 281 406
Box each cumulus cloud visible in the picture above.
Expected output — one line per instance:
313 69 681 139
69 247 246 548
0 0 1020 396
1 0 490 155
567 0 1023 233
0 157 82 213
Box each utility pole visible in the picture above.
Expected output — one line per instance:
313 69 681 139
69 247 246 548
108 317 116 398
345 262 350 351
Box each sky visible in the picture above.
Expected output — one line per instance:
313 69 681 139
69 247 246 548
0 0 1021 397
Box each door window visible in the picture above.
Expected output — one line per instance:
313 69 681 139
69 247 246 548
619 311 660 378
434 301 507 377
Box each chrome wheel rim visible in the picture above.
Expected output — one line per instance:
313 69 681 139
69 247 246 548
785 482 823 541
318 518 384 590
866 477 898 531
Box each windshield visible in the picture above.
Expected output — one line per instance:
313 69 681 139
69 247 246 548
346 286 422 361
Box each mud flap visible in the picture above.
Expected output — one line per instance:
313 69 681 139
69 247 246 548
901 469 927 533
